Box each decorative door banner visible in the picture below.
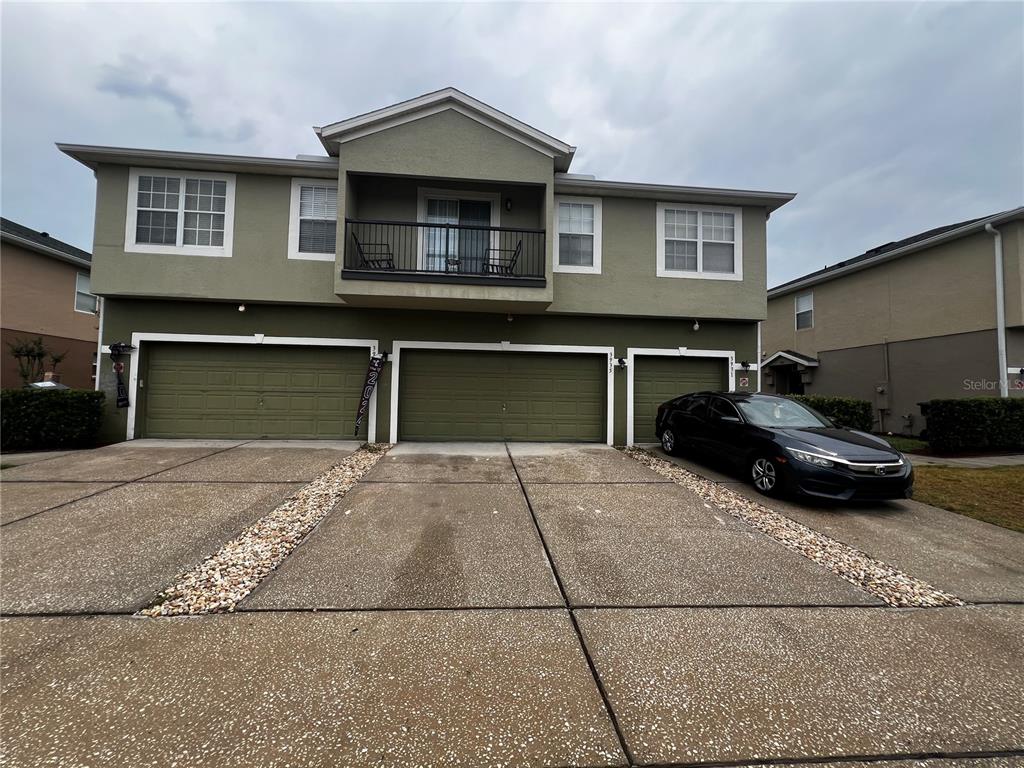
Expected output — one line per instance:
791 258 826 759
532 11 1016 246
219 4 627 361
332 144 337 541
108 342 135 409
354 354 385 437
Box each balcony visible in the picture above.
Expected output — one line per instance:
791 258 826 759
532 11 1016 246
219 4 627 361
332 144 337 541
342 219 546 288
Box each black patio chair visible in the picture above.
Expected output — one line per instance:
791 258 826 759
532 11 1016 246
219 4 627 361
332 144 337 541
481 239 522 276
351 232 396 270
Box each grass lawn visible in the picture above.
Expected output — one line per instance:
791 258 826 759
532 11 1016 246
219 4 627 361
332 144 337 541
913 465 1024 533
884 435 929 453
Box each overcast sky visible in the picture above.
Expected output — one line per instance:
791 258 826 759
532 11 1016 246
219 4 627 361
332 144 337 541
2 1 1021 286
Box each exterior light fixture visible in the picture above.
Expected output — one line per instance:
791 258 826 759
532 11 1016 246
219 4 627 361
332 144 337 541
505 199 512 212
740 360 751 370
616 357 627 369
693 320 700 331
238 304 246 312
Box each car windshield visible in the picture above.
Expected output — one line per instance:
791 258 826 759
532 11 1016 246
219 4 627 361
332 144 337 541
736 398 832 428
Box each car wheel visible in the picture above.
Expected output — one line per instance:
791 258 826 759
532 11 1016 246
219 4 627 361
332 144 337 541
661 428 679 455
751 456 782 496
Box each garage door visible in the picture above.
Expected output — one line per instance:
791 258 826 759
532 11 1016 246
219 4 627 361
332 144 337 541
632 356 727 443
143 343 370 439
399 350 606 441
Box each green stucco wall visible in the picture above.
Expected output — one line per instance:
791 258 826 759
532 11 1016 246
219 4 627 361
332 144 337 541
97 298 757 446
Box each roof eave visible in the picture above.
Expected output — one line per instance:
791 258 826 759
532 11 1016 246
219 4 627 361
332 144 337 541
0 231 91 268
57 143 339 178
554 175 796 212
768 206 1024 298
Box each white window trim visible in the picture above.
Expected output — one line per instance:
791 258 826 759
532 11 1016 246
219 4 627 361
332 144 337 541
116 333 379 442
389 340 615 445
795 291 814 330
74 272 97 314
625 346 737 447
655 202 743 281
124 167 236 258
287 177 338 262
553 195 602 275
415 187 501 271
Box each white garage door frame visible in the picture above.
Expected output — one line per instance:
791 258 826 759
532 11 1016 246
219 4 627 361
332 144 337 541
390 340 616 445
110 332 380 442
625 346 738 447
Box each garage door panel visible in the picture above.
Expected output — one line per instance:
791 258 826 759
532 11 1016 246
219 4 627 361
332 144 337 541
143 344 369 439
399 350 605 442
632 356 728 444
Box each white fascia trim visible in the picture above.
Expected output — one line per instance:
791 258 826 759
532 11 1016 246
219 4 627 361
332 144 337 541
93 298 104 392
655 202 744 282
287 177 338 262
124 167 237 258
58 143 338 177
761 350 820 367
389 340 615 445
553 195 603 275
1008 366 1024 374
319 88 573 157
756 321 762 393
625 346 736 447
124 333 379 442
415 187 501 270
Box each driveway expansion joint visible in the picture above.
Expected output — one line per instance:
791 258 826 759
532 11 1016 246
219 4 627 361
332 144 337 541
505 442 636 767
635 747 1024 768
622 448 965 609
140 443 391 616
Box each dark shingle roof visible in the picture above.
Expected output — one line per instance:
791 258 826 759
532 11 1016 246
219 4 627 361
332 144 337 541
0 217 91 265
770 213 996 295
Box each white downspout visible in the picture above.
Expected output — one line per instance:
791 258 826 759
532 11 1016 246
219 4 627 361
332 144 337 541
985 222 1009 398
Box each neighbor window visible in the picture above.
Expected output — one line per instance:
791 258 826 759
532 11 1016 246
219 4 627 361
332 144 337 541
795 292 813 329
74 272 98 314
554 196 602 274
288 179 338 261
126 169 235 257
656 204 742 279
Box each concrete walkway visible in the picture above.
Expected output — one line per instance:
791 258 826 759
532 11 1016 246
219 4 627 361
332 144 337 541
2 441 1022 766
905 452 1024 467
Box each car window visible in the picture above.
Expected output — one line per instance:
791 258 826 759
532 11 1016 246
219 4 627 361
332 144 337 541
736 398 831 428
682 395 708 418
710 398 741 421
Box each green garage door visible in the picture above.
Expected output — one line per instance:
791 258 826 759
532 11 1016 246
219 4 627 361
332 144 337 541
399 350 606 441
632 356 727 443
143 343 369 439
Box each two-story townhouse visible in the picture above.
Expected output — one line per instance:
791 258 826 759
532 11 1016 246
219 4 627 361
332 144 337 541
61 88 794 446
762 207 1024 435
1 218 99 389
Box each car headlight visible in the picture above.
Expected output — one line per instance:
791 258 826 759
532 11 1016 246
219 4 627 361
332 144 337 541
785 447 835 467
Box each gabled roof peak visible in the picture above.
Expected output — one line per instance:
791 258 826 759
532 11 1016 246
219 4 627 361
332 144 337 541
315 87 576 171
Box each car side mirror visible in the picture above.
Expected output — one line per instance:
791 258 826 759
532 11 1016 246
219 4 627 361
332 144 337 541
720 415 741 424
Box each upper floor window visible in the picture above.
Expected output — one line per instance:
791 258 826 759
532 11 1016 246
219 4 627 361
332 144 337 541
554 196 602 274
656 203 743 281
795 292 813 329
288 178 338 261
74 272 98 314
125 168 235 257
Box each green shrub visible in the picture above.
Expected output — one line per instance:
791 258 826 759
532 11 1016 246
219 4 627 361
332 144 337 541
791 395 874 432
919 398 1024 453
1 389 106 451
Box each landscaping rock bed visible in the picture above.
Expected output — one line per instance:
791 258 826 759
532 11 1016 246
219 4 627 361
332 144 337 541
141 444 391 616
623 447 964 608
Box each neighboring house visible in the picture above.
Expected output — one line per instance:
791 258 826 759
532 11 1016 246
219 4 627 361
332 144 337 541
60 88 794 445
0 218 99 389
762 208 1024 435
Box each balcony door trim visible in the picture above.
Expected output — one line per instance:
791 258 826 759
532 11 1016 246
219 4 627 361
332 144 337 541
389 339 615 445
415 187 501 271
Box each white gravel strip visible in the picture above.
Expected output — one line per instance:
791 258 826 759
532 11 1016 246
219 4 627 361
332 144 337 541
141 444 391 617
622 447 964 608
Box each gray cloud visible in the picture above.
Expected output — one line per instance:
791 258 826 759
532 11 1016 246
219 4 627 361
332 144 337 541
97 54 256 143
1 2 1021 286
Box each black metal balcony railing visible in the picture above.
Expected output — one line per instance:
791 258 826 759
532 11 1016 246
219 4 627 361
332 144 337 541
343 219 545 285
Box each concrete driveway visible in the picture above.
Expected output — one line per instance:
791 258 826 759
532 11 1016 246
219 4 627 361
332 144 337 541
2 441 1022 766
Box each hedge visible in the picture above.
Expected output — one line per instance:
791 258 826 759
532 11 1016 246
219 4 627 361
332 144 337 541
919 398 1024 453
1 389 106 451
790 395 874 432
